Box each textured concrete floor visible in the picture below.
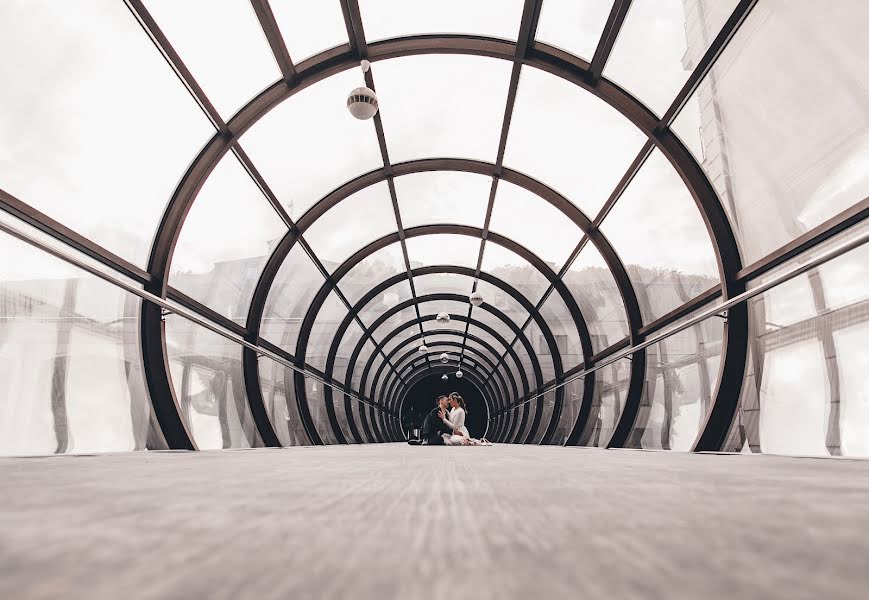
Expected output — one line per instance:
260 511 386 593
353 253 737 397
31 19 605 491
1 445 868 600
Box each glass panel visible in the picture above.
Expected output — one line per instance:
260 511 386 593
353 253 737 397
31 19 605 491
351 339 378 392
549 377 584 445
562 242 629 351
303 182 397 271
164 315 259 450
535 0 613 61
0 234 152 456
583 358 632 447
305 291 348 372
380 318 418 357
474 279 528 329
0 1 214 266
529 390 557 444
261 243 327 352
240 68 383 220
270 0 349 63
258 356 310 446
338 241 407 306
358 279 414 331
481 242 551 306
359 0 524 42
536 290 584 370
605 0 739 116
470 307 515 347
601 149 719 322
504 65 646 216
144 0 280 117
420 299 469 334
625 311 724 450
330 389 355 443
374 55 512 163
396 171 491 230
413 272 473 297
489 180 582 272
725 225 869 457
170 153 287 321
366 352 385 399
671 1 869 265
302 375 339 444
333 319 366 385
406 234 481 270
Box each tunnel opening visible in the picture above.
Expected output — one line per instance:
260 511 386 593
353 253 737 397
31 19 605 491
399 374 489 439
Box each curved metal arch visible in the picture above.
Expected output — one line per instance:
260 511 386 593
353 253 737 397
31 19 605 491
360 316 530 417
338 262 550 403
395 364 494 440
378 329 519 408
395 365 494 440
384 339 509 414
343 336 505 444
321 262 544 444
142 34 744 449
293 227 583 444
390 356 495 422
362 297 543 414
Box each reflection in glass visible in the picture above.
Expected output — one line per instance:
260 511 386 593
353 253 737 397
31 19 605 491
338 241 407 307
165 315 260 450
305 291 348 372
562 242 629 351
170 153 288 321
625 312 723 451
601 150 719 323
672 1 869 265
261 243 327 352
605 0 738 116
584 358 632 447
726 227 869 457
258 356 310 446
0 233 153 455
481 242 551 307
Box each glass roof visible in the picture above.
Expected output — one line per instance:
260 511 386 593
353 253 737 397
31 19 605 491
4 0 867 455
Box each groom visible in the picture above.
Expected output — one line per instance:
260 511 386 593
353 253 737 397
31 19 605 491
419 395 452 445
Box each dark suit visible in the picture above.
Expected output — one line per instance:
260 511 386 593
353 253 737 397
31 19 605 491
420 406 452 445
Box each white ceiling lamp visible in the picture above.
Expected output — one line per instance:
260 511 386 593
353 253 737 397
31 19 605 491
469 290 484 307
455 370 463 379
346 60 378 120
439 352 450 363
441 374 449 381
418 344 428 354
436 312 450 325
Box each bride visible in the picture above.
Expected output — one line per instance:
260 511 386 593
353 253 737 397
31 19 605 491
440 392 470 445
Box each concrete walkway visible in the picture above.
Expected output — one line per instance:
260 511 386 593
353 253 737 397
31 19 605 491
1 444 868 599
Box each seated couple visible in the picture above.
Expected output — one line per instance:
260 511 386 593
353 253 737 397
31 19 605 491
416 392 491 446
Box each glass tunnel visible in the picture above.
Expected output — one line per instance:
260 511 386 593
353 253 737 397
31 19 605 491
2 0 869 458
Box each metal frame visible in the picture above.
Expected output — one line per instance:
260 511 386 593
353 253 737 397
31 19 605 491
10 0 841 452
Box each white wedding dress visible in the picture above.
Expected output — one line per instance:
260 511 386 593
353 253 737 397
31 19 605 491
441 407 469 445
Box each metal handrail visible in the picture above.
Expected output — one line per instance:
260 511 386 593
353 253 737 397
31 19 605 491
493 225 869 416
0 219 391 413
